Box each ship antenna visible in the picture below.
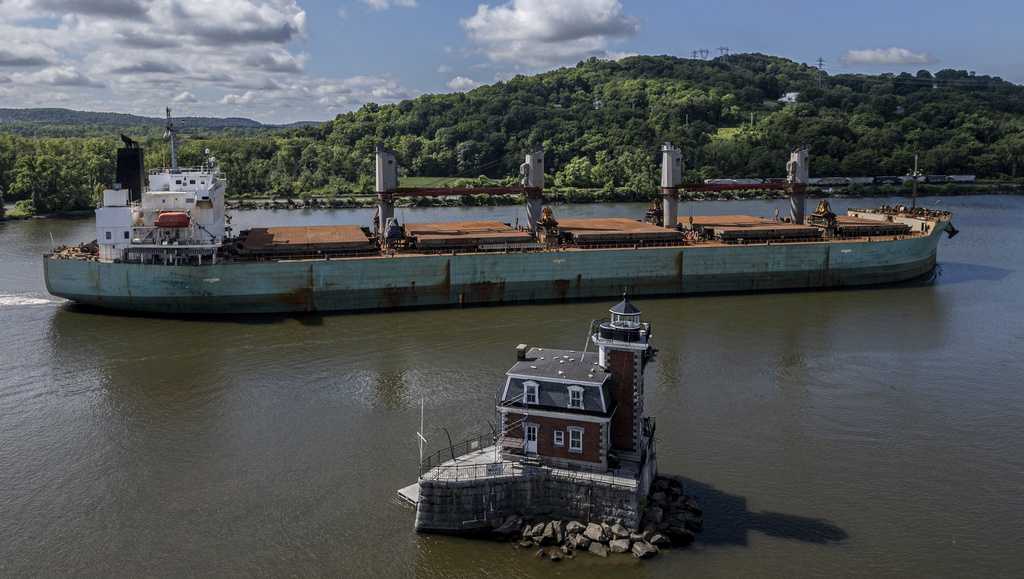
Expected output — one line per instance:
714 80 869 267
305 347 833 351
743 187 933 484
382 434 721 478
164 107 179 173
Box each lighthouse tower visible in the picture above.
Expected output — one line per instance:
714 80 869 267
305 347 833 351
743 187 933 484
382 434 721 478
592 294 654 468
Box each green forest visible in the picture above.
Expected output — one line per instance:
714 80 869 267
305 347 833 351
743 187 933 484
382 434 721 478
3 53 1024 216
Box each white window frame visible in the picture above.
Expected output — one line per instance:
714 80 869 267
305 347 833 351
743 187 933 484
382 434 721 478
524 381 539 405
568 427 584 454
567 385 584 410
553 430 565 447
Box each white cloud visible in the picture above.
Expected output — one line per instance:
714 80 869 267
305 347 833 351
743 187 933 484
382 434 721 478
446 76 481 91
173 91 198 103
362 0 417 9
0 0 418 122
461 0 638 67
220 90 257 105
841 47 935 66
14 66 104 87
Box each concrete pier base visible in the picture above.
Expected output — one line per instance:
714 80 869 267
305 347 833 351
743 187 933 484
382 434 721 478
398 445 657 534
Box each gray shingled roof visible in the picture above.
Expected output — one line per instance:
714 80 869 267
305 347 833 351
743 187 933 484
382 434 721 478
506 348 609 384
609 295 641 315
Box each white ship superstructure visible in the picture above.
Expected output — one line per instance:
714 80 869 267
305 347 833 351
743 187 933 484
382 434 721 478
95 109 228 265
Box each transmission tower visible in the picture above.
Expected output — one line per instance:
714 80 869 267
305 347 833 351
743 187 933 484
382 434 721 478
698 48 710 59
718 46 730 56
816 57 826 88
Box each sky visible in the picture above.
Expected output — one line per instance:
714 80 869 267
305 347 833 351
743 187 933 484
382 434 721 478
0 0 1020 124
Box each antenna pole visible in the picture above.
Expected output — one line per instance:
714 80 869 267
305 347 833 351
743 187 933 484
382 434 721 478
165 107 179 173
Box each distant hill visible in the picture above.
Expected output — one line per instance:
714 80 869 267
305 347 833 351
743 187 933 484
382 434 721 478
0 108 311 135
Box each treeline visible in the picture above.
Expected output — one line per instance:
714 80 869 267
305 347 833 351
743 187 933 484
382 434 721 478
3 53 1024 215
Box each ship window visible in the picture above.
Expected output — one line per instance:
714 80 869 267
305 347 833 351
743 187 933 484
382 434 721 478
568 386 584 409
105 231 111 240
175 180 181 185
553 430 565 447
123 231 130 239
524 381 539 405
568 427 583 453
190 180 196 184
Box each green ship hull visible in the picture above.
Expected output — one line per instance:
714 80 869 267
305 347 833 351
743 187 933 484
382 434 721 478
44 222 947 315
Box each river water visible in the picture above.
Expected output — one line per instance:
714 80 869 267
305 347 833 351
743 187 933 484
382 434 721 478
1 196 1022 578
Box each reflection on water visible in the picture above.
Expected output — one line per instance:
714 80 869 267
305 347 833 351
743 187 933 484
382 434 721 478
1 196 1023 577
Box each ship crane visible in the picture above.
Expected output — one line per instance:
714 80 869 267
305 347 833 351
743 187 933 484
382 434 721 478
656 143 811 227
373 146 544 240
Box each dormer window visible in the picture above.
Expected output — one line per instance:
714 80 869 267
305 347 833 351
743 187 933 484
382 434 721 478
524 381 539 405
567 386 584 410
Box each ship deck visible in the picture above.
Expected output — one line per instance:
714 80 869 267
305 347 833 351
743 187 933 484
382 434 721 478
405 220 534 249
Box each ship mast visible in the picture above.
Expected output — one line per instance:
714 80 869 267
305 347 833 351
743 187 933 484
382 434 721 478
164 107 179 173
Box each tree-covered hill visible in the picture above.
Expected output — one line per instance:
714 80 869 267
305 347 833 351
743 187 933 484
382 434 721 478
3 53 1024 214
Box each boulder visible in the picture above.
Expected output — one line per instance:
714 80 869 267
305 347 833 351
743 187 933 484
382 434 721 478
629 532 646 543
535 548 547 559
529 523 546 538
683 497 703 516
632 542 659 559
552 520 564 543
684 513 703 532
565 521 586 535
548 548 563 562
649 533 671 547
653 478 669 491
646 506 664 525
571 534 592 550
666 526 695 546
518 539 535 549
588 542 609 558
609 538 631 553
540 521 558 545
583 522 606 542
491 515 522 539
610 523 631 539
651 491 667 505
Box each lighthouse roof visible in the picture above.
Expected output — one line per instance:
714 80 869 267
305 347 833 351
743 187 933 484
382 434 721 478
609 295 640 315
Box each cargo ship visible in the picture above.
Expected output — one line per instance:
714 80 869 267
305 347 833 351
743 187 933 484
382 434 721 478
44 112 958 315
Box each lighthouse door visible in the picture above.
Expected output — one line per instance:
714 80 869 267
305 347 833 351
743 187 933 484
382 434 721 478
524 424 538 454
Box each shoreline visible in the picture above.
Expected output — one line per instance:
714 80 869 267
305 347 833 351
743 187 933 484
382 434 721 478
5 186 1020 220
224 184 1022 211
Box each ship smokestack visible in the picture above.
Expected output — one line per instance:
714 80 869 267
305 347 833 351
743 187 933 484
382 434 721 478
116 134 144 203
787 146 810 224
660 143 683 228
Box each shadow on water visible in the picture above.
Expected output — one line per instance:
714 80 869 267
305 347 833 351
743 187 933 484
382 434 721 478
934 262 1013 284
667 475 849 547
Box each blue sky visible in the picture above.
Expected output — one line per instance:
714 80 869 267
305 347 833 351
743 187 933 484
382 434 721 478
0 0 1019 123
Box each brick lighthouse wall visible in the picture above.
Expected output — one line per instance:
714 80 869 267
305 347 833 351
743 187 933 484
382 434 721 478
607 349 637 453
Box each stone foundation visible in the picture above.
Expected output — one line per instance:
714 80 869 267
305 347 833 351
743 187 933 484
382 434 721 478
415 458 656 533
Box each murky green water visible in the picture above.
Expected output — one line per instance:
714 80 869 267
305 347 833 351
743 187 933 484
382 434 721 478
1 196 1022 577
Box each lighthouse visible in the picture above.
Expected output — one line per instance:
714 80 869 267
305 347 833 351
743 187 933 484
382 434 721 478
592 294 654 467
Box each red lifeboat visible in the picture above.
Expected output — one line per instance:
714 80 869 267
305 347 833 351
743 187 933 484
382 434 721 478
154 211 190 228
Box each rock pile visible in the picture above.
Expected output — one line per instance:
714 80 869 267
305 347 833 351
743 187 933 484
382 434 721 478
494 476 702 563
